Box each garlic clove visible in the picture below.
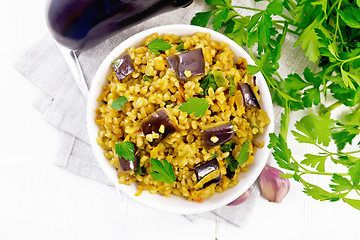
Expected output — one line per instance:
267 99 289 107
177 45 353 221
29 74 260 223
259 165 290 203
227 187 252 206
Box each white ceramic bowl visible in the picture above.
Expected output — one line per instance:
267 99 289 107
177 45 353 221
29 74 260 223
87 24 274 215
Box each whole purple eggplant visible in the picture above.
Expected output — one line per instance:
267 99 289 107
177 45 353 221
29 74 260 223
45 0 194 51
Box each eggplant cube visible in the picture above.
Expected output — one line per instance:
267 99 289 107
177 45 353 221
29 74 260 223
141 108 177 147
167 48 205 81
201 123 234 149
194 158 221 190
112 53 135 82
239 83 260 108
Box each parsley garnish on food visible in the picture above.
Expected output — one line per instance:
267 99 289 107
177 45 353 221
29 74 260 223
199 71 217 96
150 158 176 185
228 76 235 96
220 141 235 152
237 140 250 166
210 153 219 160
192 0 360 210
200 71 235 96
179 97 210 118
176 40 188 53
111 96 128 110
115 141 135 161
147 38 172 54
134 163 147 176
143 74 152 82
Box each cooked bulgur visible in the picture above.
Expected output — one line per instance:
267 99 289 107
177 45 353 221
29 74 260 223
94 32 270 202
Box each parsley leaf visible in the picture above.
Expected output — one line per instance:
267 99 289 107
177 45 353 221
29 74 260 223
179 97 210 118
111 96 128 110
337 7 360 29
292 111 336 147
220 141 235 152
199 71 217 95
175 41 187 53
343 198 360 210
225 155 239 172
349 161 360 186
147 38 172 54
115 141 135 161
150 158 176 185
212 7 230 31
143 75 152 82
228 76 236 96
268 133 293 171
330 174 353 192
213 71 229 87
301 154 328 172
237 140 250 166
191 11 213 27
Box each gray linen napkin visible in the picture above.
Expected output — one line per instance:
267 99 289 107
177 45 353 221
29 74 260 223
15 0 314 227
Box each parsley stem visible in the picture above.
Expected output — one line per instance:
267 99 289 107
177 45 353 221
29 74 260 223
299 170 349 176
278 14 294 24
273 22 299 35
318 100 344 116
232 5 262 12
342 149 360 155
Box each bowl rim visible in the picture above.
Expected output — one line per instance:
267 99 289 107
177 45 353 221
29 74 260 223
87 24 275 215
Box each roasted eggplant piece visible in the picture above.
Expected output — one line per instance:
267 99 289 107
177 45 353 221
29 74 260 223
141 108 177 147
119 143 138 172
239 83 260 108
119 155 138 172
167 48 205 81
194 158 221 190
45 0 194 51
201 122 234 149
112 53 135 81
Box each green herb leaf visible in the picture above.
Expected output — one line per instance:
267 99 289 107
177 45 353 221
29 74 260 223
343 198 360 210
150 158 176 185
303 182 339 201
210 153 219 159
143 75 152 82
213 71 229 87
220 141 235 152
237 140 250 166
330 174 353 192
225 155 239 172
228 76 236 96
148 38 172 54
179 97 210 118
191 11 213 27
111 96 128 110
349 161 360 186
200 71 218 95
337 7 360 29
268 133 293 171
224 17 250 46
115 141 135 161
293 111 336 147
176 41 187 53
301 154 328 172
212 7 230 31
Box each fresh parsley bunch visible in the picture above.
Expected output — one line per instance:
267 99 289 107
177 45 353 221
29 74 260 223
191 0 360 210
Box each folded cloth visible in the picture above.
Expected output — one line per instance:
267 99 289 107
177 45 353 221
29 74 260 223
15 0 314 227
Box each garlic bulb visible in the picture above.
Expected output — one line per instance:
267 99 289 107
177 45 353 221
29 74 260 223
259 165 290 203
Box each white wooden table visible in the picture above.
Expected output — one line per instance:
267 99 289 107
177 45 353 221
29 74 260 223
0 1 358 239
